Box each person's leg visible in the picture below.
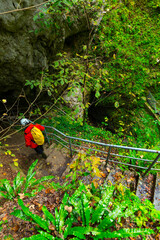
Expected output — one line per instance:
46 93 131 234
34 145 43 154
34 146 47 159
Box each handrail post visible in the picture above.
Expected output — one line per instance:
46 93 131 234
142 153 160 178
69 138 73 158
105 146 112 167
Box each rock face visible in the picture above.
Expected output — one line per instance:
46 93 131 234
0 0 88 98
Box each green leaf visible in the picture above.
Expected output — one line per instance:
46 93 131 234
38 231 55 239
55 207 60 231
13 172 24 192
18 199 49 231
0 186 6 191
42 206 56 226
97 228 154 238
0 192 7 198
114 101 119 108
3 179 14 198
98 204 125 229
63 220 74 238
80 193 90 226
14 162 18 167
22 235 47 240
30 176 54 187
11 209 32 222
92 185 114 224
70 226 91 239
24 160 38 191
58 204 68 233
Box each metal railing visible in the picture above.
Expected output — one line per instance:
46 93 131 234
44 126 160 177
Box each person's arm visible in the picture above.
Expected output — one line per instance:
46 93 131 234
25 133 31 147
25 133 38 148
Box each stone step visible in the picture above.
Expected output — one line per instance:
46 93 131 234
136 174 155 202
104 167 137 192
104 167 123 185
120 170 137 192
45 143 71 177
153 173 160 211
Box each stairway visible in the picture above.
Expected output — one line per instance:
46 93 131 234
104 165 160 211
34 143 160 211
35 143 72 181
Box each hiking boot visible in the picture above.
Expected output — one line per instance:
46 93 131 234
41 152 47 159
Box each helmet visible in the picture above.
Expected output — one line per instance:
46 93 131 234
20 118 30 126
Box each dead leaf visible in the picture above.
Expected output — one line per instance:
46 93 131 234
93 180 98 188
137 210 142 217
39 205 43 211
155 233 160 240
18 193 25 199
2 215 7 221
106 167 110 172
45 188 51 194
77 216 81 222
49 224 55 231
29 205 35 210
90 200 96 207
100 172 106 178
64 205 72 213
12 224 20 232
50 189 55 194
13 159 18 162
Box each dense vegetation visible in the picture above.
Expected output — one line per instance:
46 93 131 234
0 160 160 239
24 0 160 149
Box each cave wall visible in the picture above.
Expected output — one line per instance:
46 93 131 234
0 0 89 98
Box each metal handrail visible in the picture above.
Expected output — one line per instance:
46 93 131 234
44 125 160 177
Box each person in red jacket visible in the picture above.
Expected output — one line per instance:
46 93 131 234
20 118 47 159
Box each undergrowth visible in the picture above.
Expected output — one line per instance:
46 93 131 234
39 108 160 151
0 160 160 239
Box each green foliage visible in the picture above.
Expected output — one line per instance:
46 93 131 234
29 0 160 152
147 0 160 8
11 182 158 239
66 152 105 187
25 51 106 125
131 109 160 148
3 235 14 240
0 173 24 200
41 111 114 143
96 1 160 95
0 160 54 200
33 0 105 33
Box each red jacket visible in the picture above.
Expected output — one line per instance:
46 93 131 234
24 123 45 148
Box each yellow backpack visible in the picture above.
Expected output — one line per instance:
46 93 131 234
31 126 44 145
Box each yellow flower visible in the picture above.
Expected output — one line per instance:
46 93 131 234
2 99 7 103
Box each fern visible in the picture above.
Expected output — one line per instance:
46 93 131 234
91 185 114 224
12 182 156 240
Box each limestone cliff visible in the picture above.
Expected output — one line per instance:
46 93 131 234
0 0 88 97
